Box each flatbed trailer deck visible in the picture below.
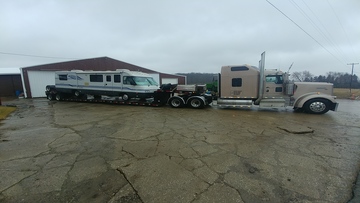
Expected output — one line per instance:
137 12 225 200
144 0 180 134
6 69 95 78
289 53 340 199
45 84 213 109
53 97 164 107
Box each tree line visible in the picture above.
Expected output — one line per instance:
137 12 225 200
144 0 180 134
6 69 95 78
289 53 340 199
178 71 360 89
291 71 360 88
177 73 218 84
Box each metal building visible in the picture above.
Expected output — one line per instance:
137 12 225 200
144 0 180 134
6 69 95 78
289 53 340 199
20 57 186 98
0 70 23 97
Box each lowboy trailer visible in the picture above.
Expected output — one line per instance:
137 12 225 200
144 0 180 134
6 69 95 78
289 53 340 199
46 83 213 109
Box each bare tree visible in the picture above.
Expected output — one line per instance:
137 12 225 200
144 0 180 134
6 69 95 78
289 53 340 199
291 71 314 82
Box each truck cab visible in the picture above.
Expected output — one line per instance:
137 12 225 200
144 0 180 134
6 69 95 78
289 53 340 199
217 52 338 114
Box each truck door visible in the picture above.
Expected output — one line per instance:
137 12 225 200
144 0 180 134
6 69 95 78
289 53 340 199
263 75 284 98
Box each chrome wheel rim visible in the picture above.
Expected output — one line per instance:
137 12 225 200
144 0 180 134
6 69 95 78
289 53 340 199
191 99 201 108
171 99 181 107
309 101 326 113
56 94 61 101
122 94 129 101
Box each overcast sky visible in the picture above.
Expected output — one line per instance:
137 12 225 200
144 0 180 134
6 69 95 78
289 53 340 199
1 0 359 76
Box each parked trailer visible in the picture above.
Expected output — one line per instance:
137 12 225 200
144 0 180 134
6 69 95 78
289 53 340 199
45 83 213 109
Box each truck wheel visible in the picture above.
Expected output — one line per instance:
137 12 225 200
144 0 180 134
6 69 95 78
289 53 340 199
169 97 184 108
55 94 62 101
47 94 54 101
188 98 204 109
303 99 330 114
122 94 129 101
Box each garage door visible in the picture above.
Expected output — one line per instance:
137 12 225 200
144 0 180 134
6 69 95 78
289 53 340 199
161 78 178 85
149 73 160 85
28 71 55 98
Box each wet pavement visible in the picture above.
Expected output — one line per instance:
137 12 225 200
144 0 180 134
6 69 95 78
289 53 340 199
0 98 359 203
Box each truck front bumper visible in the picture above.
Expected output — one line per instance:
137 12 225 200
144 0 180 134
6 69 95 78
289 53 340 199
331 102 339 111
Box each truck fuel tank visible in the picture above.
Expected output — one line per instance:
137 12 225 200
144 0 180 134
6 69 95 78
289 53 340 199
217 99 253 108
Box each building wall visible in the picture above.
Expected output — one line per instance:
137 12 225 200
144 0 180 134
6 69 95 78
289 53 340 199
0 75 23 97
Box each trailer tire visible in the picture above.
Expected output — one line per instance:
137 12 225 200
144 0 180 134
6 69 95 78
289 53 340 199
303 99 330 114
94 95 101 100
55 94 62 101
47 94 54 101
169 97 184 108
122 94 129 101
188 98 204 109
74 90 81 97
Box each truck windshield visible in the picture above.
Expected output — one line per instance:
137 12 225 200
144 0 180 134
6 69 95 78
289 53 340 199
131 76 158 86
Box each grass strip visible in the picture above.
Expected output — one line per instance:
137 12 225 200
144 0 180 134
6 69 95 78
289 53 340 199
0 106 16 120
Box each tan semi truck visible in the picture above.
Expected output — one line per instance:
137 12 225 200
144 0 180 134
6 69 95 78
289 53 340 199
217 52 338 114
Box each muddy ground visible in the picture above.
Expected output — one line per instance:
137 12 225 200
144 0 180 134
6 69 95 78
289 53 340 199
0 98 359 203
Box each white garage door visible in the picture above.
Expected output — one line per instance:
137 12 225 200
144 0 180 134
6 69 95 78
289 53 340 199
161 78 178 85
149 73 160 85
28 71 55 98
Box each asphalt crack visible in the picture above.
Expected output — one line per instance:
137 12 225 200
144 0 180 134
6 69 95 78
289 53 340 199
116 168 144 203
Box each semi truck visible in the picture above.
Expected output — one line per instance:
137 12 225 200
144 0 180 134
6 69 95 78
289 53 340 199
217 52 338 114
45 52 338 114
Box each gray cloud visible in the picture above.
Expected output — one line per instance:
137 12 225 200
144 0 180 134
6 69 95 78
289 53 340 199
1 0 359 76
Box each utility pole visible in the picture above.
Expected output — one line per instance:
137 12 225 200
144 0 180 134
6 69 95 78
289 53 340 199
347 63 359 93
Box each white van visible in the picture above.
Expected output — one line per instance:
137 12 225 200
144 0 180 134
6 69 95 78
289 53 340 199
54 69 159 100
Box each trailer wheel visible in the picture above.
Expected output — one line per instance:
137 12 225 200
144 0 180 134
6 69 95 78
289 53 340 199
169 97 184 108
303 99 330 114
94 95 101 100
122 94 129 101
47 94 54 101
188 98 204 109
55 94 62 101
74 90 81 97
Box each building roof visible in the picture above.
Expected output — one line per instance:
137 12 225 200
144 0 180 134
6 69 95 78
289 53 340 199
0 68 21 75
21 56 159 74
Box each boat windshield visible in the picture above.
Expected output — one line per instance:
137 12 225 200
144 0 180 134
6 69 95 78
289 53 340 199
131 76 158 86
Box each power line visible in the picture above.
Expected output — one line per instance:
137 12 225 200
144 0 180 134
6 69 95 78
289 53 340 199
327 0 358 60
0 51 79 60
297 0 349 63
265 0 345 65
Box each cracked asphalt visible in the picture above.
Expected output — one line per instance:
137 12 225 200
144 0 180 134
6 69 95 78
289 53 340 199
0 98 359 203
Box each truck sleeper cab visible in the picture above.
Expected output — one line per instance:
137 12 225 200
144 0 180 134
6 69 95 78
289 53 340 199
51 69 159 100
